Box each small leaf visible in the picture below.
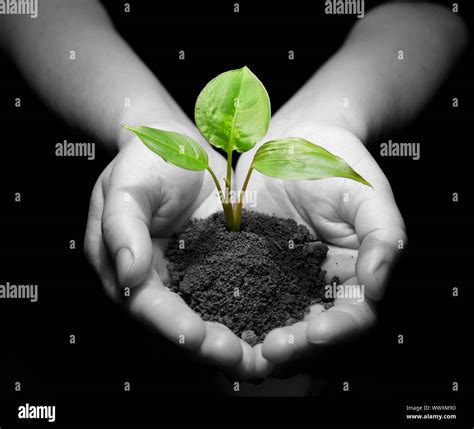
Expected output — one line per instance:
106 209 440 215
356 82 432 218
252 138 371 186
124 126 208 171
195 66 271 153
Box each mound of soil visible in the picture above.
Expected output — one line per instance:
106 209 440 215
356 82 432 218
165 211 334 346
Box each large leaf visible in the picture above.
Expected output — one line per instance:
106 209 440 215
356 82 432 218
252 138 371 186
195 66 271 153
124 126 208 171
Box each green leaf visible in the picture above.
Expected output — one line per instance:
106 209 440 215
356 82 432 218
124 126 208 171
195 66 271 154
252 138 371 186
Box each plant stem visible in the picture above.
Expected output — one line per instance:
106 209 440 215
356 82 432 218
207 166 224 201
231 165 254 231
223 202 234 227
225 150 233 203
207 166 234 227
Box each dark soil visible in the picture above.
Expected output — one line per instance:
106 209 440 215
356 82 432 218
165 211 335 346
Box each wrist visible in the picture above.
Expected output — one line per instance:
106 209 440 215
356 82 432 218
116 102 196 151
270 101 370 145
116 115 221 160
117 117 185 151
114 86 197 151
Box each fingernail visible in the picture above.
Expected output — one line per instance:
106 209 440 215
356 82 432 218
116 247 134 287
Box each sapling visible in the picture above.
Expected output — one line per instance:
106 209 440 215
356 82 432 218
124 66 371 231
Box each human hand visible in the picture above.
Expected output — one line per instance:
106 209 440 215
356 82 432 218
84 120 255 380
235 122 407 378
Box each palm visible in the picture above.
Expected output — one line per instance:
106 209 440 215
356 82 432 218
235 123 406 377
86 130 255 380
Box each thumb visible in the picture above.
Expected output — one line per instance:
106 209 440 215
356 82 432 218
354 193 407 301
102 183 153 288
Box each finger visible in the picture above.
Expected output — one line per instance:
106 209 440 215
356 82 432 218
303 303 325 321
254 343 275 379
261 321 309 365
151 238 171 284
199 322 243 368
84 178 105 273
84 177 121 301
102 181 153 288
353 194 407 301
224 339 256 382
306 276 377 345
129 270 206 350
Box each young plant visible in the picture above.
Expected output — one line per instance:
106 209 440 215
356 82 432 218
124 66 371 231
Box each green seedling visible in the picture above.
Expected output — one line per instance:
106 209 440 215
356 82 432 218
124 66 371 231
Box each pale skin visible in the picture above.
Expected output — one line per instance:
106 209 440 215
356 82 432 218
0 1 467 381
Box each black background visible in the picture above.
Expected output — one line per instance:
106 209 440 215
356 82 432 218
0 0 473 426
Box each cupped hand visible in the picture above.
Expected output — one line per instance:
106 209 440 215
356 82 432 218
84 121 255 380
235 122 407 378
